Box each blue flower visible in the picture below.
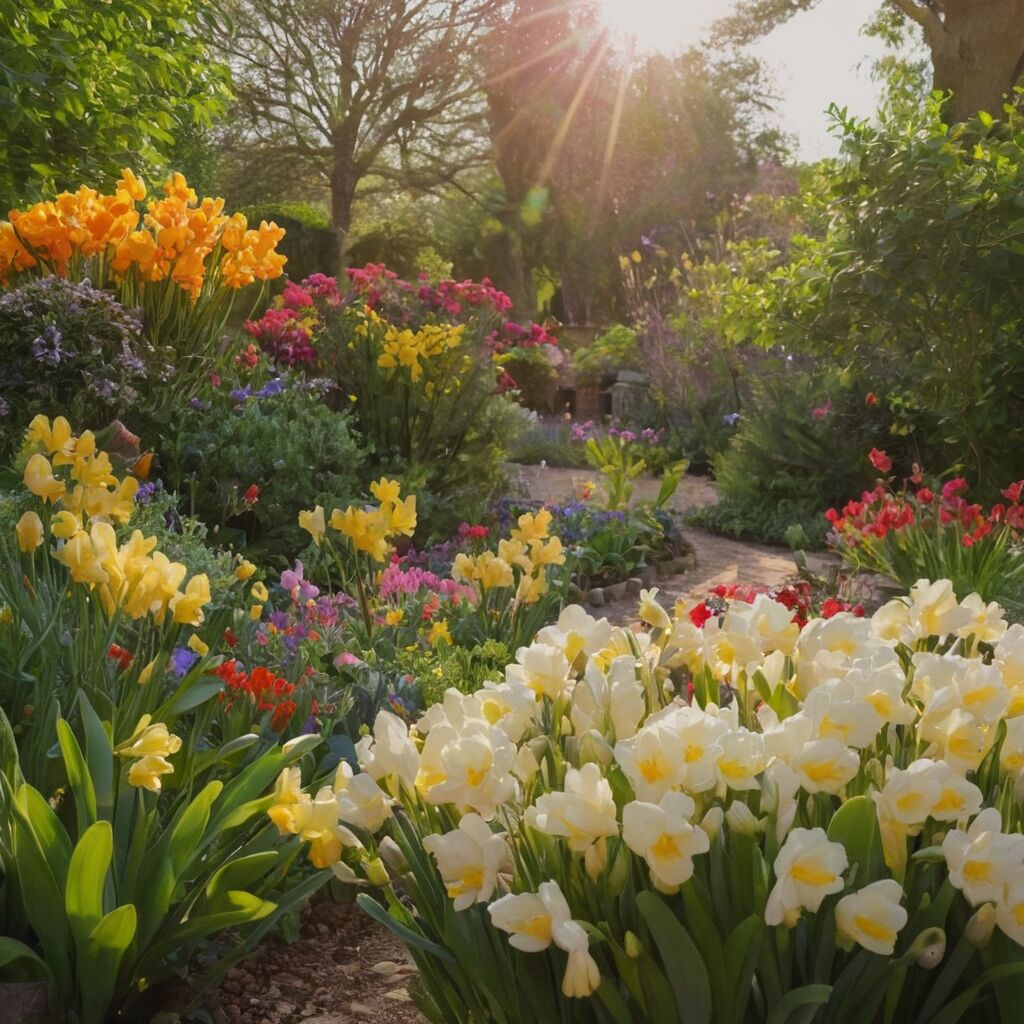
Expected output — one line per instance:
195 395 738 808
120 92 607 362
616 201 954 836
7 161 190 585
256 378 285 398
230 385 253 402
723 412 740 426
170 647 199 679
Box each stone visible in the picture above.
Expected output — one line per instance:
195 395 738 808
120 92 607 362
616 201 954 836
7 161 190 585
0 984 51 1024
587 588 606 607
625 577 643 596
639 566 657 588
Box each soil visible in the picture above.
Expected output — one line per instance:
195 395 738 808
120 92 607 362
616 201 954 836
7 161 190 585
201 900 426 1024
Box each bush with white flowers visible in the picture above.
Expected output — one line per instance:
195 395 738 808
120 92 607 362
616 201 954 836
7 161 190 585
333 582 1024 1023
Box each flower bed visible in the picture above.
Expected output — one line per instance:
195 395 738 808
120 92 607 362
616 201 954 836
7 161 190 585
334 578 1024 1022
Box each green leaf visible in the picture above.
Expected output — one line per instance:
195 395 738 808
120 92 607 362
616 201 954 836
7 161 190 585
923 963 1024 1024
80 904 137 1024
0 937 51 979
637 891 711 1024
66 820 113 954
827 796 884 883
767 984 832 1024
79 695 114 822
356 893 456 964
203 851 280 910
57 718 98 834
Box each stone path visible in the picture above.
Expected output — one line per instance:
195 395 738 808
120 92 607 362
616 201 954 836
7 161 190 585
507 464 834 619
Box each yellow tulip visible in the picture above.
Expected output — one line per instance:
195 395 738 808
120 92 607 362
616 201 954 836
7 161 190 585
187 634 209 656
298 505 326 545
128 754 174 793
50 510 80 539
53 530 108 585
370 477 402 505
251 581 269 602
24 453 66 502
170 573 211 626
235 559 257 581
14 511 43 552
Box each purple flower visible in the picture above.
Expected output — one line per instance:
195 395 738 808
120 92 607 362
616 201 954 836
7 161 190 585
256 377 285 398
31 325 64 365
230 385 252 402
171 647 199 678
134 480 163 505
281 559 320 600
723 412 740 426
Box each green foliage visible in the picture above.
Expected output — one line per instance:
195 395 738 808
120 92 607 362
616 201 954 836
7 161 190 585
688 498 829 551
0 0 230 203
0 701 322 1023
169 382 364 563
728 99 1024 491
712 369 879 519
572 325 640 384
404 640 513 707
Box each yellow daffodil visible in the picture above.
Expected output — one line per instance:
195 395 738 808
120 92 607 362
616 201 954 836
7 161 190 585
14 510 43 552
251 580 269 602
187 634 209 656
298 505 326 544
235 559 257 581
24 453 66 502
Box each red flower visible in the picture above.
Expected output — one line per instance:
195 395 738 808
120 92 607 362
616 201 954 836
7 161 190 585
209 373 222 388
270 701 297 732
244 484 260 505
811 399 832 420
689 602 713 628
1003 480 1024 503
107 644 134 671
942 478 968 501
865 392 878 405
868 448 892 473
224 628 238 648
916 488 934 503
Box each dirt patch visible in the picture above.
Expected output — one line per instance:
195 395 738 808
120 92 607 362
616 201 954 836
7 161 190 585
201 901 426 1024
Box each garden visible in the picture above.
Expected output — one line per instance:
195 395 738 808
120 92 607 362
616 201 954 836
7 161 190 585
2 0 1024 1022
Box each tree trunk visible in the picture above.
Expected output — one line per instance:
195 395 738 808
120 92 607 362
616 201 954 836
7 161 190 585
931 0 1024 122
330 125 359 271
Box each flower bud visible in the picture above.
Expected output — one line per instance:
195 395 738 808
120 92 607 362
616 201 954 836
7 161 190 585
624 931 644 959
726 801 763 837
965 903 997 948
363 855 390 887
701 806 724 842
584 837 608 879
513 744 540 784
606 837 631 896
377 836 409 874
910 927 946 969
579 729 614 768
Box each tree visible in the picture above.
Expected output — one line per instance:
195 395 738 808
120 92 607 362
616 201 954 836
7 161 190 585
212 0 506 261
712 0 1024 124
0 0 230 204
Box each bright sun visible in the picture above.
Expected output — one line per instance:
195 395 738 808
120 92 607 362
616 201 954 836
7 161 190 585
596 0 701 54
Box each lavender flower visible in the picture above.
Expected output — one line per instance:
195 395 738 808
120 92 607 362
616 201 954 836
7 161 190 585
31 325 64 365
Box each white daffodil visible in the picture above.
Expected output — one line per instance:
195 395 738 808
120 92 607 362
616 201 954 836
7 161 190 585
622 790 709 892
475 677 540 742
418 719 518 818
423 813 513 911
943 808 1024 906
638 588 671 630
571 655 645 743
355 709 420 790
803 679 884 749
715 729 768 792
765 827 848 927
615 720 686 802
525 762 618 853
957 592 1008 644
835 879 908 955
506 642 573 700
536 604 613 665
489 881 601 998
334 764 395 832
792 738 860 795
995 871 1024 946
906 579 971 642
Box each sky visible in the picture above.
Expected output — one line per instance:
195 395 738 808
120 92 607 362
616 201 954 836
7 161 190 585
599 0 890 159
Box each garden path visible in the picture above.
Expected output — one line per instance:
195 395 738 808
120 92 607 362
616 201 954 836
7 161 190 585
509 464 826 621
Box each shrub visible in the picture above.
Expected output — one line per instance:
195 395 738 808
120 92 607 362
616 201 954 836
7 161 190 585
728 100 1024 491
0 277 165 457
169 373 364 562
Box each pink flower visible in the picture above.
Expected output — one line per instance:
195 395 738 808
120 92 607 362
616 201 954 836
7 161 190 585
811 399 832 420
868 448 892 473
